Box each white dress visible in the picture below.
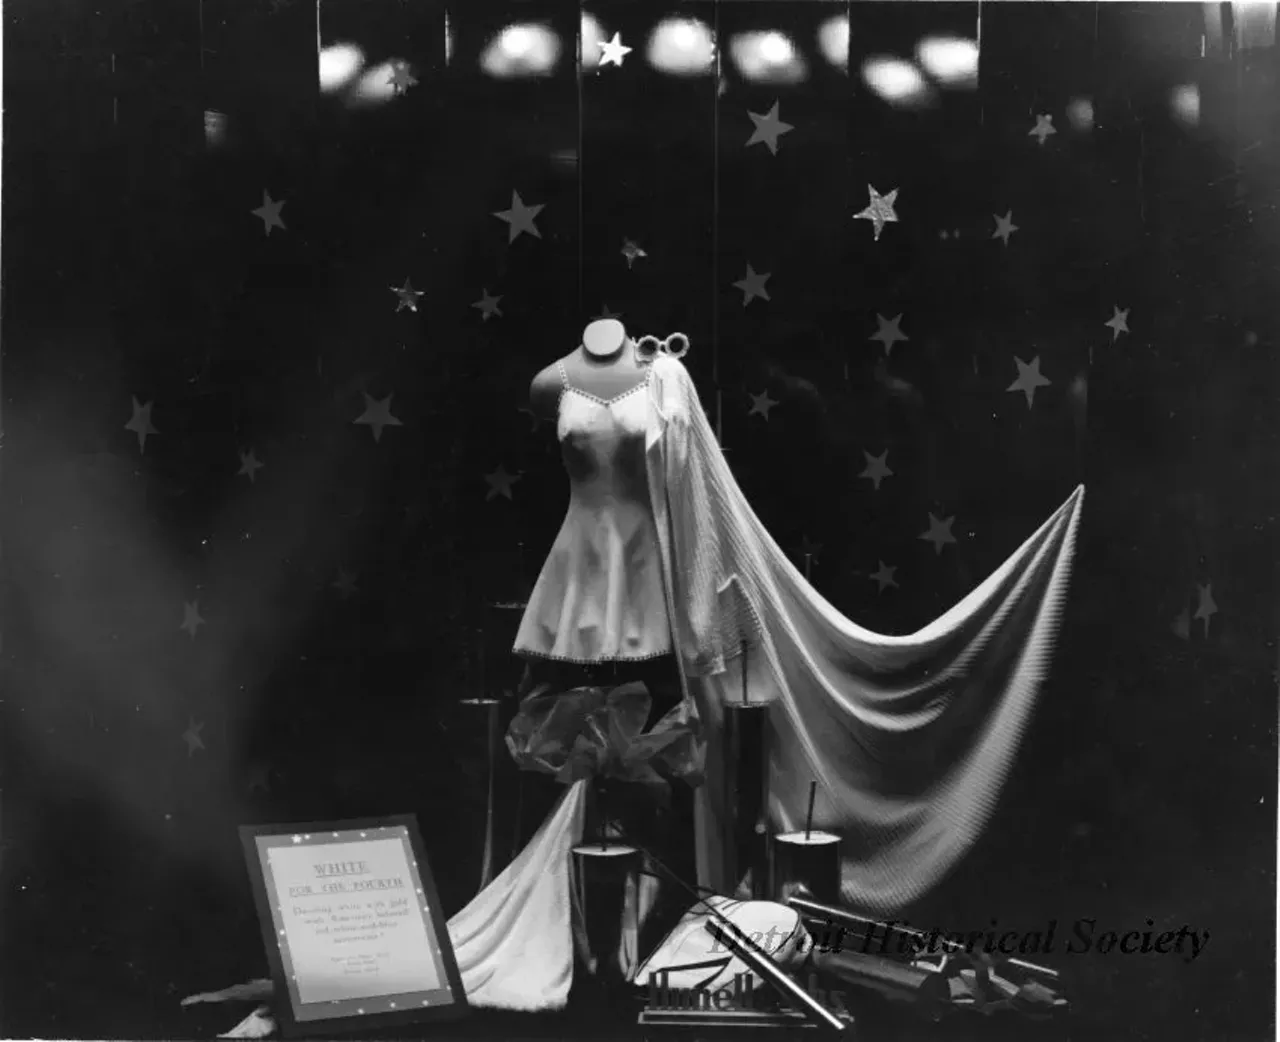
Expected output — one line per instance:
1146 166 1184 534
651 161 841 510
513 361 673 663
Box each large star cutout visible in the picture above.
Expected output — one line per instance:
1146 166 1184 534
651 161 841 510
493 191 544 243
237 448 264 483
387 60 418 95
598 32 632 68
870 313 909 357
748 390 778 420
854 185 900 242
860 450 893 491
870 561 899 593
746 101 794 155
1104 306 1130 342
183 718 206 757
472 289 503 321
621 239 647 269
1029 114 1057 146
1007 355 1052 409
485 466 520 501
919 513 957 555
992 211 1018 246
1194 582 1218 637
125 396 159 454
332 567 358 599
733 264 772 306
390 279 423 312
180 601 205 639
353 393 404 443
251 190 286 236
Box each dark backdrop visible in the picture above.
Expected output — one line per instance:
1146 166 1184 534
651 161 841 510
2 1 1276 1039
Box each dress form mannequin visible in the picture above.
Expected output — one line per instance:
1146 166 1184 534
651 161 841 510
528 319 649 422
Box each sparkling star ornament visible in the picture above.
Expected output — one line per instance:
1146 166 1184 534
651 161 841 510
493 191 544 243
854 185 899 242
180 601 206 639
733 264 772 306
237 448 264 482
860 450 893 491
353 393 404 443
1029 114 1056 146
1105 306 1130 342
472 289 503 321
870 314 909 357
748 390 778 420
919 513 957 555
598 32 632 68
251 190 286 236
870 561 899 593
390 279 423 312
1007 356 1052 409
125 396 159 454
484 466 520 501
746 101 794 156
992 211 1018 246
387 61 418 95
621 240 647 269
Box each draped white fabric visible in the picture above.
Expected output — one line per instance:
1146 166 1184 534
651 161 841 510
642 354 1084 911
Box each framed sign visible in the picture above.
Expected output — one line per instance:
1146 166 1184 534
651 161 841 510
239 815 467 1037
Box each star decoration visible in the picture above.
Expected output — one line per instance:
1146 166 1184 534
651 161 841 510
919 513 957 555
598 31 632 68
125 396 159 454
621 239 647 269
854 185 900 242
870 561 899 593
992 211 1019 246
748 390 778 420
472 289 503 321
860 450 893 491
387 60 418 95
1194 583 1218 637
595 304 623 321
493 191 544 243
180 601 205 639
246 763 273 794
746 101 794 156
237 448 264 483
733 264 772 306
1029 114 1056 146
332 568 358 599
251 190 286 236
485 466 520 501
183 719 206 757
1171 604 1191 641
1007 356 1052 409
870 313 909 357
1104 306 1130 342
390 279 423 312
353 393 404 443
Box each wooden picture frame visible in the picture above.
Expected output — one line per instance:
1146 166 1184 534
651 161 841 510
239 814 468 1037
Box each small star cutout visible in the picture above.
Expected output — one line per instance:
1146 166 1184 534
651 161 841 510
595 304 623 321
992 211 1018 245
733 264 772 306
746 101 794 155
332 568 358 599
860 450 893 491
387 61 418 95
870 561 899 593
237 448 264 482
1007 355 1052 409
598 32 632 68
621 239 647 269
472 289 503 321
1194 583 1218 637
854 185 900 242
870 314 909 357
390 279 423 313
493 191 544 243
1105 306 1130 342
251 191 286 236
919 513 957 555
1029 114 1056 146
125 397 159 454
183 719 206 757
485 466 520 501
353 393 404 443
180 601 205 639
247 763 273 794
748 390 778 420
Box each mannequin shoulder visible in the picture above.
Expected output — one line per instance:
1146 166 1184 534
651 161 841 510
529 359 566 420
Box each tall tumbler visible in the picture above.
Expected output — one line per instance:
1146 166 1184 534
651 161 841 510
570 843 642 999
724 701 771 898
771 831 842 906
